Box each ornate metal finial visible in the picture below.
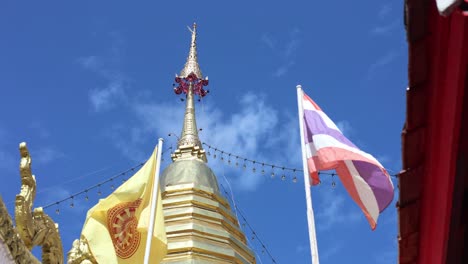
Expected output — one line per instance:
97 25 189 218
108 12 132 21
172 24 209 162
179 23 203 79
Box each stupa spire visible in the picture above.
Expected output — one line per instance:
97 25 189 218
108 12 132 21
179 23 203 79
172 23 209 162
160 25 256 264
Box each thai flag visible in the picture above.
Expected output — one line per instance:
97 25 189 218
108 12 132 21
300 89 394 229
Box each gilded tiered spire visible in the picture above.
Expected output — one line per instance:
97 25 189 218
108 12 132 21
171 23 209 162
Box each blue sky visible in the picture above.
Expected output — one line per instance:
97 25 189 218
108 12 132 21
0 1 406 263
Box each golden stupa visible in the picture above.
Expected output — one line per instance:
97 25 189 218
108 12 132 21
0 24 256 264
159 24 256 264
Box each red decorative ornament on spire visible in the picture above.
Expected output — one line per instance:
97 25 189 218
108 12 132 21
174 73 209 97
173 23 209 98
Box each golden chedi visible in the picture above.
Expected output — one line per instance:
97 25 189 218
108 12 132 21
159 24 256 264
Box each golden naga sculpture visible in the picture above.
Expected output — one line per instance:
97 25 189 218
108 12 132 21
0 142 64 263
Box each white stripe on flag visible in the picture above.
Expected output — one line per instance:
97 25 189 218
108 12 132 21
302 98 318 110
311 134 383 167
344 160 380 221
305 142 318 158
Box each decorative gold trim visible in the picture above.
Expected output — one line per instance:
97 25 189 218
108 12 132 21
163 185 231 208
164 245 255 264
161 185 256 263
165 225 253 257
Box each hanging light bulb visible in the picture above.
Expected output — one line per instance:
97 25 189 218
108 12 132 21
261 164 265 175
235 161 239 167
111 184 115 190
293 176 297 183
271 172 275 178
207 151 211 156
55 208 60 215
213 153 217 159
332 181 336 188
252 167 256 173
70 202 74 208
281 174 286 181
85 194 89 201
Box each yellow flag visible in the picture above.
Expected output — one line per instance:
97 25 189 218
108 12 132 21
80 146 167 263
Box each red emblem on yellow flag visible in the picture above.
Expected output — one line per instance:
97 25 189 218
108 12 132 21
107 199 142 259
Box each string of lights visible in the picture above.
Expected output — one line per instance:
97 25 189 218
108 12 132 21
202 142 399 183
42 142 398 213
42 147 173 212
220 184 278 264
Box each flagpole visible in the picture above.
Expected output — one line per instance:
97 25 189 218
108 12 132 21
143 138 164 264
296 85 320 264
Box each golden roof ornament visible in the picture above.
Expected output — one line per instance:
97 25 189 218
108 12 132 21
172 23 209 162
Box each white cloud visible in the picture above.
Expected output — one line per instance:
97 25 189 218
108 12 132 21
78 32 128 112
0 127 15 171
321 243 343 261
29 122 50 139
336 120 353 137
78 56 100 71
378 4 393 20
31 147 64 165
0 150 15 170
296 244 307 253
367 51 399 79
108 92 301 191
261 28 300 78
371 20 399 35
374 249 397 264
315 188 362 231
273 61 295 77
89 79 126 112
261 34 275 50
285 28 300 58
